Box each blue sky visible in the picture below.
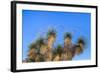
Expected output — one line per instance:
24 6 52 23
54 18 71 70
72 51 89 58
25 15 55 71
22 10 91 61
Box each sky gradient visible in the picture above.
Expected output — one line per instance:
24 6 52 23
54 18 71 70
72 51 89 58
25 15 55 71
22 10 91 61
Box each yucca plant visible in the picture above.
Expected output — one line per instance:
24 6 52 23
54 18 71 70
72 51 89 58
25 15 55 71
64 32 72 40
64 32 72 46
77 38 85 46
46 29 56 50
47 29 56 39
77 37 86 53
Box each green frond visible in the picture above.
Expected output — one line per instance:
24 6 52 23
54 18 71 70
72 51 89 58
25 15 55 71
35 37 45 48
28 42 37 50
55 44 63 56
77 38 85 45
64 32 72 39
47 29 56 38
